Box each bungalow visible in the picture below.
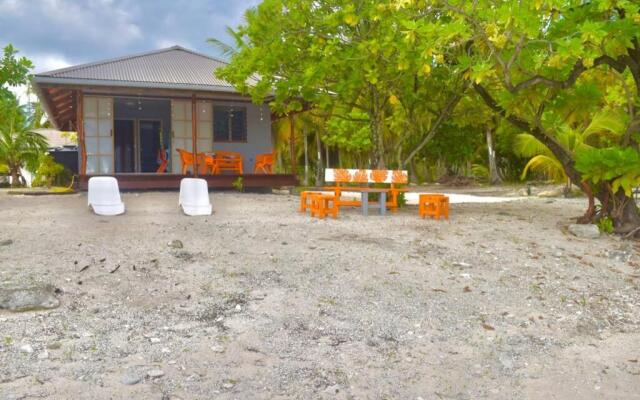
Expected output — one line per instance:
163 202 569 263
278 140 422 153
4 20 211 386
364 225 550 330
31 46 297 189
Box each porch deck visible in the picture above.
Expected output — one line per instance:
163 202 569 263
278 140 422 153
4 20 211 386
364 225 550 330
78 173 297 190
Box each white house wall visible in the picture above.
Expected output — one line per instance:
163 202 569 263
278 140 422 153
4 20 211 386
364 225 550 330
211 101 272 173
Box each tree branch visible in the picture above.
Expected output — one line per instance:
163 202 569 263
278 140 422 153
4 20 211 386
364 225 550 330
473 82 583 185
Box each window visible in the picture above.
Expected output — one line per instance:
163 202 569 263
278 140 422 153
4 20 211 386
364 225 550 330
214 106 247 142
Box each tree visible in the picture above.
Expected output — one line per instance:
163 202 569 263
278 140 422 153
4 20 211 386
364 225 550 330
0 92 47 186
1 44 33 99
216 0 474 169
440 0 640 232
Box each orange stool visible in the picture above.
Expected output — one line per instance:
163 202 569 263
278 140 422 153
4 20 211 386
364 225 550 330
300 191 322 212
419 194 449 220
309 193 338 219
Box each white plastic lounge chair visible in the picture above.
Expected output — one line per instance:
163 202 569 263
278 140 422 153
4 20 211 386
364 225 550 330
87 177 125 216
179 178 212 216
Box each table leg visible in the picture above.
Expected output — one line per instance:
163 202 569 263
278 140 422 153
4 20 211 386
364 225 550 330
362 192 368 216
380 192 386 216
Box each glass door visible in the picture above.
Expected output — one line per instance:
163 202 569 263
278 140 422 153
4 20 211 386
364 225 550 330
138 120 162 173
84 96 114 174
114 119 135 173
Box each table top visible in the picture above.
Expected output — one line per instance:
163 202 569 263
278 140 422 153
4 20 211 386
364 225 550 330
347 188 388 193
322 186 389 193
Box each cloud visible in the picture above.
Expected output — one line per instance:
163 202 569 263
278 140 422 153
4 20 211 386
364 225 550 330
0 0 259 68
30 53 73 74
0 0 261 104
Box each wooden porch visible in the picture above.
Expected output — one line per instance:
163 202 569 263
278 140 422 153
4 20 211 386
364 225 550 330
78 173 297 190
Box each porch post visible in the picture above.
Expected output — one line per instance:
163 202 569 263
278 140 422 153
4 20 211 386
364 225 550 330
289 114 297 175
191 94 198 176
77 90 86 176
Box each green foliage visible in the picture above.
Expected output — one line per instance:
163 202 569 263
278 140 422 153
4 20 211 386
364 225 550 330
216 0 640 226
325 110 371 152
471 164 489 182
575 147 640 197
232 176 244 192
216 0 473 167
0 44 33 98
597 217 614 234
514 111 626 182
32 154 71 188
0 95 48 186
397 192 407 208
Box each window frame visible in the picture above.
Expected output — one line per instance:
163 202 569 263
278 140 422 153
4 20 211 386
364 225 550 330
213 105 248 143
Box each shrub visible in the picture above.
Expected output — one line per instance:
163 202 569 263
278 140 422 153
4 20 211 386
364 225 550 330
597 217 614 234
32 154 71 187
232 176 244 192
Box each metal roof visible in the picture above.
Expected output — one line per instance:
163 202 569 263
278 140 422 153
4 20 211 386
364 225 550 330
33 46 245 92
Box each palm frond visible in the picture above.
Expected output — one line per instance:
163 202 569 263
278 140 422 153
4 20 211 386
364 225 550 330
206 37 237 59
520 155 566 182
513 133 553 158
582 110 626 143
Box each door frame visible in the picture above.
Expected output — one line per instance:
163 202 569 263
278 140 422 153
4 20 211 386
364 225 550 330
113 118 163 173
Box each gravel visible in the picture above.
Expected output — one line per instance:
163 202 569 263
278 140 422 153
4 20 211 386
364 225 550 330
0 190 638 399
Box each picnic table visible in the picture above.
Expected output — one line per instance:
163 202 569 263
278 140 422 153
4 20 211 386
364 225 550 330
355 188 387 216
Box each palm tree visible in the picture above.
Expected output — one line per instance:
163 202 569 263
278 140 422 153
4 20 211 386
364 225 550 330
0 98 47 186
514 111 626 186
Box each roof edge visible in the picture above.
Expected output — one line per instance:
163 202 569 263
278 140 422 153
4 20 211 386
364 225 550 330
34 45 230 78
32 75 244 94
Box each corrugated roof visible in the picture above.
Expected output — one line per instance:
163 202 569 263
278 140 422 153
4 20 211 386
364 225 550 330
33 46 243 91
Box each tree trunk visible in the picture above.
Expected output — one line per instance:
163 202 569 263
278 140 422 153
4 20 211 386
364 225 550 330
303 129 309 186
315 130 324 186
370 115 385 169
599 190 640 235
576 182 596 224
485 125 501 185
325 144 330 169
10 167 20 188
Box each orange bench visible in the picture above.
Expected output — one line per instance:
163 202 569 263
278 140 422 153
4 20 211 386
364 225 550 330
324 168 409 212
419 194 449 220
214 151 243 175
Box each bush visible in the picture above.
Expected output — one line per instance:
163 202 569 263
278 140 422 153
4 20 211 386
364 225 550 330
32 154 72 187
597 217 614 234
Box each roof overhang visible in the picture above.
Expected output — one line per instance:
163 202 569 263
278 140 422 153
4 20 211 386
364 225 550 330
32 76 241 93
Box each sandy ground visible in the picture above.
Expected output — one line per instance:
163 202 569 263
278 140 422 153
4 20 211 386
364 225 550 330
0 190 639 400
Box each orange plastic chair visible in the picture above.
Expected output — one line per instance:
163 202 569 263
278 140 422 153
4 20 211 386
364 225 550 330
176 148 195 175
214 151 243 174
197 153 218 175
254 152 275 174
156 148 168 173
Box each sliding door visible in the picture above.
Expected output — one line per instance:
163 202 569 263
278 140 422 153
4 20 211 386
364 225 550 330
84 96 114 174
